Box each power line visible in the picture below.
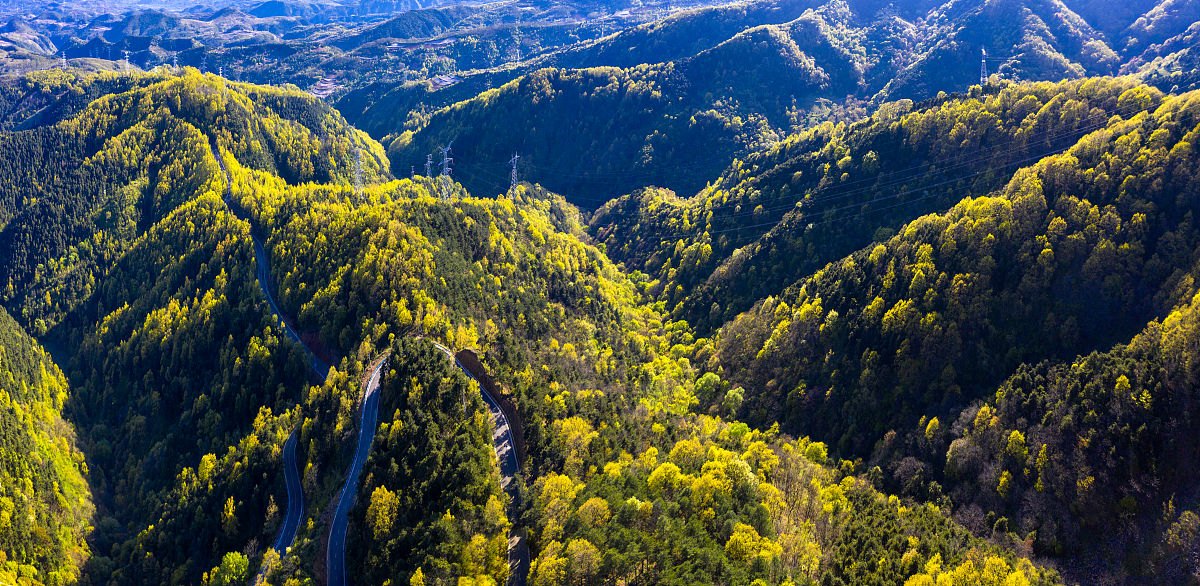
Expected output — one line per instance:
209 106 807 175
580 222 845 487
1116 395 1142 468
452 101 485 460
511 27 522 65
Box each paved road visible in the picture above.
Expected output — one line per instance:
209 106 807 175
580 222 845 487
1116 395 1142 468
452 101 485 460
430 341 528 585
251 427 306 583
475 367 521 485
211 136 522 584
273 431 304 552
210 137 323 580
326 358 385 586
209 138 326 373
249 218 330 380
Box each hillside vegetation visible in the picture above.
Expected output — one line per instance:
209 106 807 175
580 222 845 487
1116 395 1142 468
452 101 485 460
142 69 1061 585
702 82 1200 579
4 12 1200 579
591 77 1149 331
0 69 384 584
386 12 864 205
0 307 91 586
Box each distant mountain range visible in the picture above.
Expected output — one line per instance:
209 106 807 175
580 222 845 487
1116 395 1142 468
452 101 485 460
368 0 1200 205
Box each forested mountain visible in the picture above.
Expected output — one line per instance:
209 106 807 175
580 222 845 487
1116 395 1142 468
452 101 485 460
0 68 387 584
590 78 1148 331
682 82 1200 579
0 306 91 586
0 68 384 332
714 81 1196 445
345 339 510 585
581 66 1200 579
384 6 871 204
333 0 822 141
0 66 1067 586
224 133 1059 585
1 0 1200 583
331 6 476 50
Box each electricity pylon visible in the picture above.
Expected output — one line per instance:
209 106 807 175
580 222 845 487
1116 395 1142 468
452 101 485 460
508 153 520 197
438 143 453 201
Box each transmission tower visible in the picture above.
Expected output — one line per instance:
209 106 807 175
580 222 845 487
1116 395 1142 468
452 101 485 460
60 52 67 68
438 142 453 201
425 153 433 178
508 153 520 197
123 50 130 70
980 48 988 86
354 146 364 199
172 52 178 71
512 28 522 65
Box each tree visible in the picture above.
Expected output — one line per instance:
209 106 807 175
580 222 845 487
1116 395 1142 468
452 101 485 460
530 541 566 586
576 498 610 528
565 539 602 585
368 485 400 539
206 552 248 586
696 372 723 404
221 497 238 536
723 387 744 416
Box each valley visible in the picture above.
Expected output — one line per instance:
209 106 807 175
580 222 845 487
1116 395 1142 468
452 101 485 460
0 0 1199 585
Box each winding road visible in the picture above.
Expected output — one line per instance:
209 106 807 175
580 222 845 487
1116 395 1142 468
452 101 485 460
272 431 305 551
430 342 520 486
431 341 528 585
250 236 323 580
252 237 331 380
244 203 330 570
210 136 525 585
210 138 327 580
327 358 385 586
